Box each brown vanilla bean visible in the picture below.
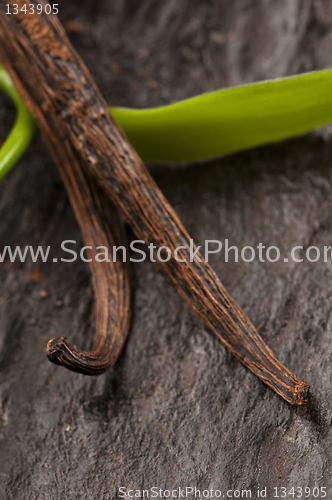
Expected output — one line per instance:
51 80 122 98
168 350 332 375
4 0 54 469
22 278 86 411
0 0 310 404
47 171 132 375
0 3 132 375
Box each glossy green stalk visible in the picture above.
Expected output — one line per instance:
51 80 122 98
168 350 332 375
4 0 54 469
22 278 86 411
1 65 332 176
0 65 37 180
111 68 332 162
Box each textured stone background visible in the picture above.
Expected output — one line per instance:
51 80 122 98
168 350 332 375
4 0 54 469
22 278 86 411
1 0 332 498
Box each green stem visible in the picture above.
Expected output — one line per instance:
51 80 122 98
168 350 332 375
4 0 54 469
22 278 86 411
1 64 332 178
0 65 37 180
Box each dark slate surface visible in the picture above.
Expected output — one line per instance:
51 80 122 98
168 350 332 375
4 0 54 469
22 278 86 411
1 1 332 498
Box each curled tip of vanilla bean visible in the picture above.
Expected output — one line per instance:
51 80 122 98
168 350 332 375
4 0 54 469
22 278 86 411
294 381 311 406
47 336 112 375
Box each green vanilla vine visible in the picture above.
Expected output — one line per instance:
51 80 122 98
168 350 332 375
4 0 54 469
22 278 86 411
1 64 332 178
0 65 36 180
